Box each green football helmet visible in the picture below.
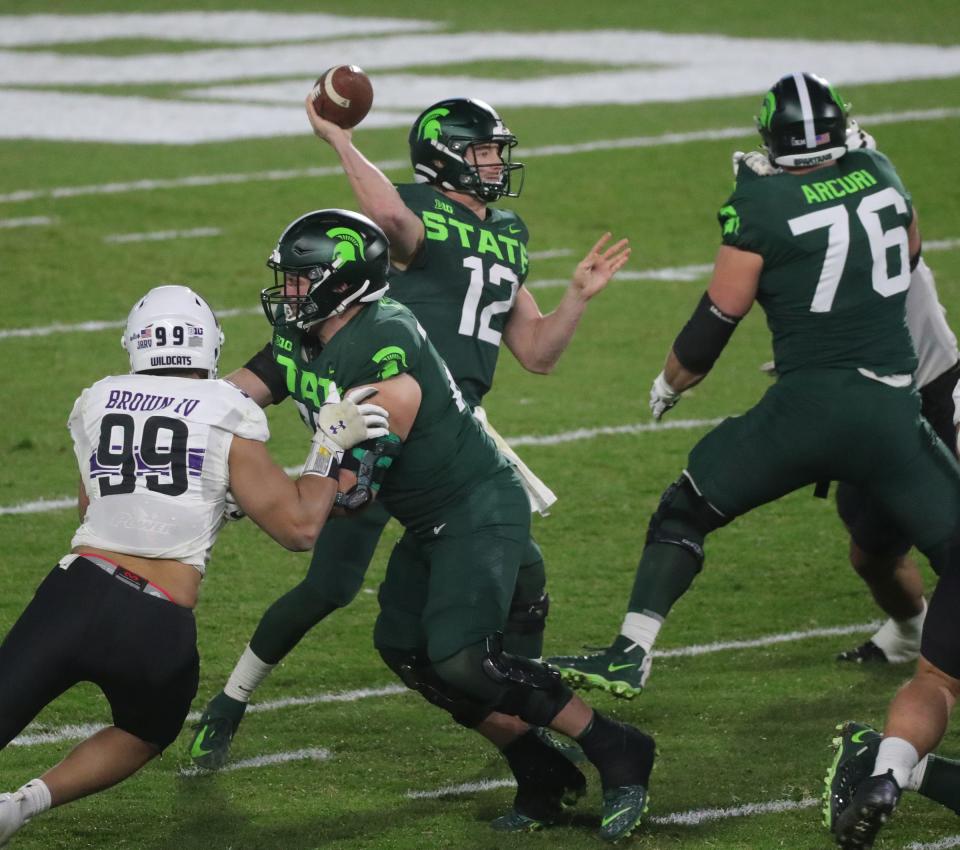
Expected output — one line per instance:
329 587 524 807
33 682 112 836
757 72 849 168
261 209 390 331
408 98 524 202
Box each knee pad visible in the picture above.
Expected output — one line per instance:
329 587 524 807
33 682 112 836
378 647 490 728
433 636 573 727
506 592 549 637
646 474 727 567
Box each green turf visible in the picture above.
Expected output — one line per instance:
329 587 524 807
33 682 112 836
1 2 959 848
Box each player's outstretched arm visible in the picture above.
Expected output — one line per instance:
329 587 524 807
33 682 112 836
304 95 424 266
228 389 389 549
651 245 761 420
503 232 630 374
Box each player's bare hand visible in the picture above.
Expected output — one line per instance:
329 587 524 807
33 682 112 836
304 94 353 144
571 233 631 301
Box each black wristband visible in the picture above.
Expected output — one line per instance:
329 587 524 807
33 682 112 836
672 292 741 375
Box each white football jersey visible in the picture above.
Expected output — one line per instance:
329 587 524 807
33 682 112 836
69 374 268 572
908 257 959 389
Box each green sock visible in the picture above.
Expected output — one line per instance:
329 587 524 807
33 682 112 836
919 754 960 815
627 542 703 618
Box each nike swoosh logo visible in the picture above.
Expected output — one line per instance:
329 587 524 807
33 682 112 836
602 806 633 827
507 225 522 234
433 523 446 535
191 727 213 758
850 729 874 744
607 662 636 673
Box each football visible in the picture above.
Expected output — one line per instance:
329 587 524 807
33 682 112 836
310 65 373 129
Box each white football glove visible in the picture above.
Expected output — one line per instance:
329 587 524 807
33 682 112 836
650 371 681 421
223 490 245 522
845 119 876 151
732 150 781 178
303 386 390 478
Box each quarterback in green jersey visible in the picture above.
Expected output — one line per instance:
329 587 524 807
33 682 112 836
197 208 654 842
191 95 630 827
546 72 960 847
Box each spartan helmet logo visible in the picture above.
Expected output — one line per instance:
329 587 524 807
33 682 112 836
417 107 450 141
326 226 366 265
758 92 776 130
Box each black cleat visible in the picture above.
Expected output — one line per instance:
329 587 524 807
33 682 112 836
823 721 882 832
836 640 890 664
833 771 901 849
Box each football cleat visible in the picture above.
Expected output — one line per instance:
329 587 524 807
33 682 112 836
833 771 901 849
492 732 588 832
836 640 891 664
546 636 651 699
0 792 26 848
189 693 247 770
599 784 649 843
823 722 883 834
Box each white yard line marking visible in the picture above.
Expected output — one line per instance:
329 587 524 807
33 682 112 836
102 226 221 244
508 417 724 448
10 722 107 747
907 837 960 850
654 621 882 659
12 624 875 749
2 107 958 205
178 747 330 778
5 235 957 341
407 778 516 799
0 418 724 516
407 782 820 825
649 796 817 826
0 305 259 340
0 215 55 228
527 248 573 260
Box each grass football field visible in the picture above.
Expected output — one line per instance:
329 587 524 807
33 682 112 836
1 2 959 848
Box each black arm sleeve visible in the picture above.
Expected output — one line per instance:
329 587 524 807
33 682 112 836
672 292 742 375
244 343 290 403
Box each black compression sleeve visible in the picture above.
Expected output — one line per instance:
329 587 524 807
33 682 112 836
244 343 289 402
672 292 742 375
910 242 922 271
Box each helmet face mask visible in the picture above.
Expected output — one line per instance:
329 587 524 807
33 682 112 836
757 72 850 168
261 209 390 331
409 98 524 202
122 285 223 377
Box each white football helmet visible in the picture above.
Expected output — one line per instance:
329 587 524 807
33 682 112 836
122 285 224 377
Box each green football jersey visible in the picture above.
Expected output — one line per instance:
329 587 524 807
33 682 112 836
269 297 507 527
719 148 917 377
389 183 530 408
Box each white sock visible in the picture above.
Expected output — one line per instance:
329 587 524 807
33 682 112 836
223 645 276 704
905 754 930 792
620 612 662 655
873 737 919 789
871 599 927 663
16 779 51 819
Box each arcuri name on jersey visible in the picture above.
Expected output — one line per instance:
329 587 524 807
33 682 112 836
801 168 878 205
420 211 528 274
105 389 200 416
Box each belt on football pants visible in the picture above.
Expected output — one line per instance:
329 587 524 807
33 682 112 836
58 553 174 602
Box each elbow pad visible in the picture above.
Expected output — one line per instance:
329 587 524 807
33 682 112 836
672 293 742 375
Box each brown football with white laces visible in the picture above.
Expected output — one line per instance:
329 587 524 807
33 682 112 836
309 65 373 129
